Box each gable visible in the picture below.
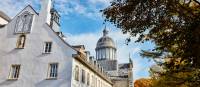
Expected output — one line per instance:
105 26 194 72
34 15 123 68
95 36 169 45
3 5 38 37
13 5 38 20
14 11 34 34
7 5 38 28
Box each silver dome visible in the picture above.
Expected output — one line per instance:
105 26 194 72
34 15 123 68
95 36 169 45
96 29 116 50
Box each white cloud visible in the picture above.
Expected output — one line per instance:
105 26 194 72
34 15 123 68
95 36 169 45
65 28 141 63
88 0 112 6
0 0 107 20
54 0 109 20
0 0 40 17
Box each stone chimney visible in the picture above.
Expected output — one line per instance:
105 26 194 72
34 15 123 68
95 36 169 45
39 0 52 25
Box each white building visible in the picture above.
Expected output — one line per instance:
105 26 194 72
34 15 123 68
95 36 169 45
0 0 113 87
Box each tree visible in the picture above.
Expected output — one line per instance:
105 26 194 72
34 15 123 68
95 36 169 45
149 58 200 87
134 78 153 87
102 0 200 65
102 0 200 86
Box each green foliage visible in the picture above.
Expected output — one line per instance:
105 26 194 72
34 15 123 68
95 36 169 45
102 0 200 66
140 50 162 58
151 69 200 87
102 0 200 86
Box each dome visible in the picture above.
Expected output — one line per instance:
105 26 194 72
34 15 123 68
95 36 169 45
95 28 117 61
96 28 116 50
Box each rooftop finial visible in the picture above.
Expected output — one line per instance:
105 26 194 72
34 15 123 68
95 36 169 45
103 26 108 36
129 53 133 66
52 0 55 9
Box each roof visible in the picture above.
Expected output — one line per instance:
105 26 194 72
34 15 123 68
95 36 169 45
0 24 5 28
96 29 116 50
72 45 85 49
0 11 11 21
118 63 130 69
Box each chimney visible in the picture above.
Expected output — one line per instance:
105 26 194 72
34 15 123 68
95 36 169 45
85 51 90 62
89 56 94 64
39 0 52 25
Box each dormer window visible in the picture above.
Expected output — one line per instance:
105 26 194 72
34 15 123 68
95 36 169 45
16 35 26 48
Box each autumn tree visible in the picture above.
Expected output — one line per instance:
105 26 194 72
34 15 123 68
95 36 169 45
102 0 200 86
134 78 153 87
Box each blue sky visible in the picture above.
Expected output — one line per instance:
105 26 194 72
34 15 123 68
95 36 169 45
0 0 155 81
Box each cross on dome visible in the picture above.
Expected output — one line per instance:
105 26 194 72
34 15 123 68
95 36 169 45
103 26 108 36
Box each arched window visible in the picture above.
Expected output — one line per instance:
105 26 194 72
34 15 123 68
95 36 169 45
81 69 85 83
87 73 90 86
16 35 26 48
74 65 79 81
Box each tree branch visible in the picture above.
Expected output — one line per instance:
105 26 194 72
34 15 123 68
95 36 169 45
193 0 200 5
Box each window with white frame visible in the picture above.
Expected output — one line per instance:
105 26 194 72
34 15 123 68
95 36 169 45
48 63 58 79
95 77 97 87
92 75 94 87
16 35 26 48
87 73 90 86
44 42 52 53
9 65 21 79
74 65 79 81
81 69 85 83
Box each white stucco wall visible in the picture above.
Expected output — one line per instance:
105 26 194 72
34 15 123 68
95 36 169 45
113 80 128 87
0 6 76 87
71 58 112 87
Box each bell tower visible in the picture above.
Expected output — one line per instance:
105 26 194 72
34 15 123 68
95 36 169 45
50 6 60 32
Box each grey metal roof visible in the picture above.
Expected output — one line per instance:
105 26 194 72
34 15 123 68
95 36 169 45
96 29 116 50
118 63 130 69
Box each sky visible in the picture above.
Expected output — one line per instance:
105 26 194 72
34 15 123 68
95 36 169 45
0 0 155 81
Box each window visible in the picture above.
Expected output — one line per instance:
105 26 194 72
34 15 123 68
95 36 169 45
16 35 26 48
9 65 21 79
81 69 85 83
48 63 58 79
91 75 94 87
74 66 79 81
87 73 90 86
98 80 100 87
95 77 97 87
44 42 52 53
